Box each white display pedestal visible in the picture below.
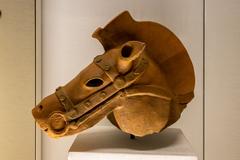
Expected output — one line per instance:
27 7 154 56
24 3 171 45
68 126 198 160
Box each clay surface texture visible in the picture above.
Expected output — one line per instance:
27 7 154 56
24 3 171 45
32 11 195 138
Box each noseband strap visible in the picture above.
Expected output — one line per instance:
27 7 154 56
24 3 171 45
55 87 74 112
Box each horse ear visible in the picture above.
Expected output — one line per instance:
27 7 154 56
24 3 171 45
117 41 146 74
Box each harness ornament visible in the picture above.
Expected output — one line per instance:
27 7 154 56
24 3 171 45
32 11 195 138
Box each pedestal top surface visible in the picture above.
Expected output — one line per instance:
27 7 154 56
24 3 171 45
68 126 197 160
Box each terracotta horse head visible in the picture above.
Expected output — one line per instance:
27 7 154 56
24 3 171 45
32 11 195 138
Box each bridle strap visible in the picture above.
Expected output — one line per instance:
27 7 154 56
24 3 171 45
64 80 124 121
55 56 148 122
55 87 74 112
93 55 119 81
74 85 174 128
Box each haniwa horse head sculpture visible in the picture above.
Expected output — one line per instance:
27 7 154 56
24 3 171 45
32 11 195 138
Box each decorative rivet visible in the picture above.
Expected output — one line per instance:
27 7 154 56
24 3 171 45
85 101 91 107
100 91 106 98
114 77 125 89
94 55 102 63
59 95 66 101
104 65 110 71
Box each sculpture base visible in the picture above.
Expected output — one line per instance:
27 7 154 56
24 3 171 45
68 126 198 160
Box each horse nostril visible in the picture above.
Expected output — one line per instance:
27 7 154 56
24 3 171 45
38 105 43 112
44 128 48 132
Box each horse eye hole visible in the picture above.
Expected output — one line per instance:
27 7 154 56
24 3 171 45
86 78 103 87
121 45 133 58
